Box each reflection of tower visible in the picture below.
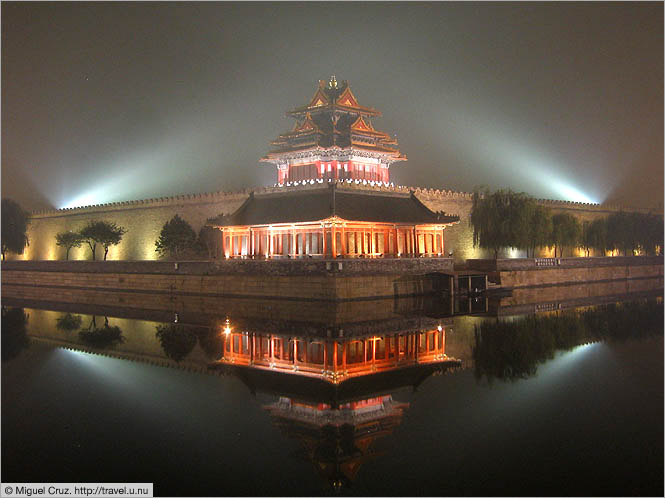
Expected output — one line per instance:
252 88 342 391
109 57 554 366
265 395 408 490
218 319 461 491
217 322 456 384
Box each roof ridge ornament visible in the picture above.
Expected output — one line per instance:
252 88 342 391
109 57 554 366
328 75 338 89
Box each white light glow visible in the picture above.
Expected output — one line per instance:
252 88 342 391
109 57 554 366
549 181 597 204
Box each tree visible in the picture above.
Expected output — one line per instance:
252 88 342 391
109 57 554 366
2 307 30 361
1 198 29 260
55 231 85 260
470 188 534 259
584 217 608 256
551 213 581 257
155 215 197 259
78 316 124 348
580 221 592 257
80 221 127 261
606 211 634 256
56 313 83 331
155 324 197 362
642 213 664 255
526 205 553 258
198 225 218 259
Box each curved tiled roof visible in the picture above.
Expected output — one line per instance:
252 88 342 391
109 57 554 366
209 184 460 227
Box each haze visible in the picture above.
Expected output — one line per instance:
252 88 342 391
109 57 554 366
2 2 662 211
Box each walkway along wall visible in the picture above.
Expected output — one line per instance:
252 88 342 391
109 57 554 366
10 182 655 263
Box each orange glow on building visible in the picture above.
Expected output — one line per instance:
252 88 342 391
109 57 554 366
261 76 406 186
216 326 455 384
208 185 459 259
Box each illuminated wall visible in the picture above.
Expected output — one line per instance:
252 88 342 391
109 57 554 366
10 183 645 262
12 191 248 261
413 187 635 261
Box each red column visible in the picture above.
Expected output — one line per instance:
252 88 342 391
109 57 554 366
341 227 347 257
332 341 338 373
331 225 337 259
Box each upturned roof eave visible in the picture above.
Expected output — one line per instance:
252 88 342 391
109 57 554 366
261 146 407 161
210 215 458 228
286 103 381 117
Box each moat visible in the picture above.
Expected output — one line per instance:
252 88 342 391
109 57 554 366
2 283 663 496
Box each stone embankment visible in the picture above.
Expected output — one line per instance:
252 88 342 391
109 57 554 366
466 256 663 288
1 258 454 301
3 256 661 301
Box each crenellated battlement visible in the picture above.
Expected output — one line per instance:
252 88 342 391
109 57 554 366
30 180 651 220
30 189 254 218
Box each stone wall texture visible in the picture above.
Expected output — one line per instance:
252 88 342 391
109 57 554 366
2 266 444 301
9 182 653 263
466 255 663 271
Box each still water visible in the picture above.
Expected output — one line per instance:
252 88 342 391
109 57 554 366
2 286 663 496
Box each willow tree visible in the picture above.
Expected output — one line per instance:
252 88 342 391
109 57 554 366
642 213 664 255
470 188 534 259
551 213 581 257
606 211 635 256
581 218 608 256
526 205 553 257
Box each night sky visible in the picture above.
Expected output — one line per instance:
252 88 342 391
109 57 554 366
2 2 662 212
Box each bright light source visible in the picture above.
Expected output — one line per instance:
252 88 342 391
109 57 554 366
60 190 105 209
550 181 597 204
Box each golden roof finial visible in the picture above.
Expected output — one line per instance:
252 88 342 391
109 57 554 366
328 75 338 89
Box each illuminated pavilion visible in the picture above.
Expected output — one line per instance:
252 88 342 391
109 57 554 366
209 76 459 259
261 75 406 185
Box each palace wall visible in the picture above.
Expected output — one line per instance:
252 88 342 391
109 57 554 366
10 182 651 263
412 186 648 261
13 190 249 261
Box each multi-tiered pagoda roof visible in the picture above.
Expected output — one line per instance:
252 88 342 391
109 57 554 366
262 77 406 185
266 76 405 157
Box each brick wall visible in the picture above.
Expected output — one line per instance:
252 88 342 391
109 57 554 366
2 259 452 300
1 258 454 276
9 182 652 263
466 255 664 271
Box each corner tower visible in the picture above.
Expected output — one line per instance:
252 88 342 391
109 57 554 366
261 76 406 185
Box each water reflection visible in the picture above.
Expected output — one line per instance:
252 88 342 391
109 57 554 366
216 323 456 384
79 316 125 349
155 324 198 362
1 306 29 362
266 395 408 491
473 299 664 383
55 313 82 331
1 284 662 494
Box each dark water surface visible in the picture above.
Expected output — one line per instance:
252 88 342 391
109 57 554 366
2 291 663 496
